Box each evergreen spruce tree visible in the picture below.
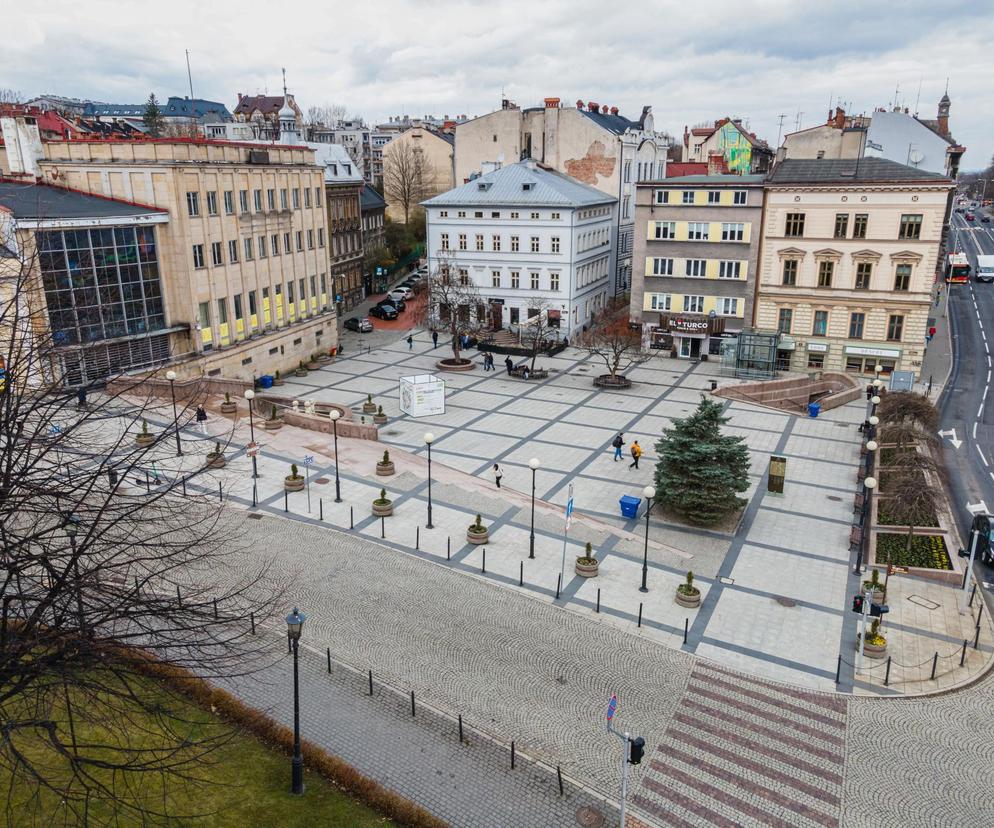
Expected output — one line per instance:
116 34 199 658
654 397 750 525
143 92 165 137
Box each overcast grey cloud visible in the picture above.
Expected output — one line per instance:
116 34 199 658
4 0 992 167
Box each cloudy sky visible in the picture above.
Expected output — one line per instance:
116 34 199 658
5 0 993 168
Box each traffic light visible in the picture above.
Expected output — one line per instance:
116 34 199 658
628 736 645 765
852 595 864 614
869 603 889 617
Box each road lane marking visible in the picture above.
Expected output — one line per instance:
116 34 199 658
974 422 978 439
988 370 992 383
977 445 989 467
983 330 988 342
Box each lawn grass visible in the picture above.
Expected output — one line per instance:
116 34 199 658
1 671 392 827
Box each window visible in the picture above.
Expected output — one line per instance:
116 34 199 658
853 213 868 239
817 260 834 288
223 190 234 215
267 189 276 210
652 257 673 276
310 275 316 297
683 295 704 313
687 222 709 240
887 314 904 341
248 290 257 317
491 211 500 218
299 278 306 304
530 236 540 253
784 213 805 237
707 190 721 204
682 191 694 204
198 301 210 329
530 272 540 290
855 262 873 289
186 192 200 217
808 352 825 369
834 213 849 238
782 260 798 286
304 188 312 208
812 310 828 336
492 234 501 251
551 236 560 253
510 211 519 219
287 281 294 303
234 293 243 321
649 293 671 311
778 308 793 334
253 189 263 211
550 272 559 291
894 264 912 291
733 191 747 205
192 244 205 268
510 235 520 252
474 211 483 219
457 211 466 218
296 231 303 251
491 270 501 288
284 232 291 253
655 190 670 205
458 269 469 286
217 298 228 325
228 239 238 263
315 187 322 205
718 297 739 316
899 214 923 240
440 233 450 250
243 238 254 261
280 188 288 210
685 259 707 277
551 212 560 220
530 212 539 220
476 234 484 251
653 221 676 240
721 223 744 241
292 188 300 209
718 261 741 279
307 229 314 249
239 190 249 213
849 312 865 339
211 241 223 266
458 233 467 251
271 234 279 256
206 191 218 216
258 236 267 258
511 271 520 289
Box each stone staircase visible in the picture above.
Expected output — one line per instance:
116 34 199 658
714 372 861 414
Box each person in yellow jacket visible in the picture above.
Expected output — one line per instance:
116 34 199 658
629 440 642 469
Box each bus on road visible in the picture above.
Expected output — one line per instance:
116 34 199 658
945 252 971 284
977 255 994 283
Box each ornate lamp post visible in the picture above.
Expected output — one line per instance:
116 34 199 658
329 411 342 503
285 607 306 795
63 513 86 635
244 389 258 478
424 433 435 528
855 477 877 573
640 485 656 593
868 414 879 441
528 458 540 559
165 370 182 457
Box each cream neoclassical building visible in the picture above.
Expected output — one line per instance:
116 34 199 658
756 158 953 376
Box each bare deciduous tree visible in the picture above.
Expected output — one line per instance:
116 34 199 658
0 88 23 104
418 253 484 365
577 300 653 381
382 140 438 225
517 297 560 371
305 104 348 126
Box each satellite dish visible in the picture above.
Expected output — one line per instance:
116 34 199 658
908 149 924 165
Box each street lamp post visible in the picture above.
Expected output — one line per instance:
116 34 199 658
640 485 655 592
870 394 881 419
424 433 434 528
285 607 306 795
868 415 879 441
855 476 877 573
63 513 86 635
165 370 182 457
244 389 258 479
528 458 540 559
329 411 342 503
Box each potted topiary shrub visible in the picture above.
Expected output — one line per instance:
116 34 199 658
306 352 321 371
273 369 285 387
318 349 332 365
373 404 388 425
859 618 888 659
372 487 393 516
294 361 309 378
675 571 701 608
205 440 226 469
362 394 377 414
264 404 283 431
284 463 305 492
135 419 155 447
220 391 237 414
467 513 489 545
575 542 599 578
862 567 885 603
376 449 395 476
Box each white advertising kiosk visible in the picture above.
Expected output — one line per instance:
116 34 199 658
399 374 445 417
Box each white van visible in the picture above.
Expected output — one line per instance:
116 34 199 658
977 255 994 283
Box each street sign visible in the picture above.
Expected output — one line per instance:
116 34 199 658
303 455 314 466
606 693 617 721
565 484 574 530
246 441 260 457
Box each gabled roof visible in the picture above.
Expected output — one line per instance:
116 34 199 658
580 109 639 135
161 97 231 120
0 181 167 220
234 95 298 117
767 158 951 185
360 186 386 211
308 143 364 185
423 160 616 208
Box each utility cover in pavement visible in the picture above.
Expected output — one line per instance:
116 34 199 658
907 594 941 610
575 806 605 827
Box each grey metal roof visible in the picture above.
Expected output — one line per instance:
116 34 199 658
580 109 638 135
0 182 167 220
767 157 950 184
360 186 386 211
422 161 616 208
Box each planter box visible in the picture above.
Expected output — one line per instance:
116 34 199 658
862 640 888 660
362 402 377 414
264 419 283 431
273 378 285 386
220 402 237 414
372 501 393 517
205 455 226 470
436 359 476 372
306 362 321 371
135 434 155 447
373 413 388 425
594 374 632 389
375 461 395 476
575 559 599 578
467 527 489 545
675 588 701 609
284 476 305 492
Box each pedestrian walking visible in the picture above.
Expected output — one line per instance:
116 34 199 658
493 463 503 489
406 334 414 350
504 355 514 374
195 405 208 435
484 353 494 371
76 387 87 409
431 329 439 348
612 432 625 462
629 441 642 469
150 460 162 485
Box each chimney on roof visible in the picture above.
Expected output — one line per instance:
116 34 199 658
238 93 243 102
576 99 583 109
601 105 608 114
544 97 560 109
610 106 619 115
588 101 599 112
833 106 846 129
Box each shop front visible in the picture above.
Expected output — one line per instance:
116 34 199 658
806 341 828 370
647 313 727 359
843 344 901 376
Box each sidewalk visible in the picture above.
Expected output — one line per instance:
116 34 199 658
918 282 952 400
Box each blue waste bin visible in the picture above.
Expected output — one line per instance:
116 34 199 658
258 375 274 389
619 495 641 519
808 401 821 418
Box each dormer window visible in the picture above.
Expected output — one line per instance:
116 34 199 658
522 182 535 191
477 182 492 191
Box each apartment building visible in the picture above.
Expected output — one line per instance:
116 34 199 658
312 143 365 310
423 160 616 335
756 158 953 375
630 175 764 358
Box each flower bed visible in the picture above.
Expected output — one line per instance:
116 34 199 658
876 499 939 528
875 533 951 570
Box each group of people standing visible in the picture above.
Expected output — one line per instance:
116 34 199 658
612 432 642 469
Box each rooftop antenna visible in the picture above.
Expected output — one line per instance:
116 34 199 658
914 76 923 116
185 49 194 100
282 67 287 99
893 82 900 109
775 113 786 146
794 111 803 132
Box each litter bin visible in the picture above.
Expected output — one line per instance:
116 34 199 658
619 495 642 519
258 375 274 389
808 401 821 418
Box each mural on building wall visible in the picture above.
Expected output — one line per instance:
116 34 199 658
716 122 752 174
564 140 616 185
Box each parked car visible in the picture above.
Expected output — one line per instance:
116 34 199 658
369 304 399 320
378 296 405 311
389 287 414 301
955 207 965 213
983 215 991 223
344 317 373 333
406 273 423 282
966 213 975 222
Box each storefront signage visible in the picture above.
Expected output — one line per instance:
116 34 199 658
844 345 901 358
659 314 726 335
807 342 828 353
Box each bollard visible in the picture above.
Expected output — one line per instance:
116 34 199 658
350 506 354 530
134 576 140 594
410 690 416 717
969 583 977 607
974 624 981 650
458 714 463 743
218 481 223 502
884 656 892 686
320 499 323 521
145 471 150 492
596 588 600 613
960 639 968 666
213 597 218 619
557 765 564 796
482 547 486 573
447 536 451 560
835 654 841 684
416 526 420 549
176 585 182 607
368 669 373 696
381 515 385 539
252 482 257 508
978 600 985 625
555 573 561 600
250 612 256 635
182 478 186 497
930 651 938 680
327 648 331 674
684 618 689 645
511 740 515 770
638 602 643 628
519 561 523 586
284 491 288 513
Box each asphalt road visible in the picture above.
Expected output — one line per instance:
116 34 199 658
938 206 994 608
